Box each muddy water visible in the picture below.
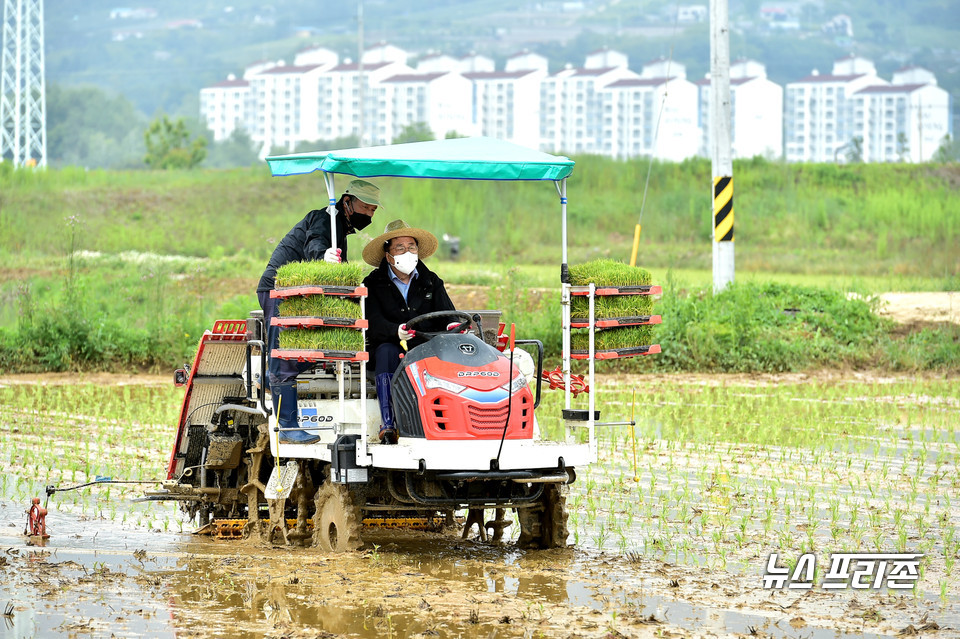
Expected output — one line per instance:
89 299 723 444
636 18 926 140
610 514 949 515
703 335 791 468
1 501 948 639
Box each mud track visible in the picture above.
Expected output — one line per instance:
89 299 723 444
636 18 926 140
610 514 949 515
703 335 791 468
1 508 953 639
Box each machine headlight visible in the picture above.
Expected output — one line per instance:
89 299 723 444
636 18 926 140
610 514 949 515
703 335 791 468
423 371 466 394
501 374 528 394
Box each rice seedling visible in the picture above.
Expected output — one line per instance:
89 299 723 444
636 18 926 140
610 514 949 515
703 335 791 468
570 325 655 351
568 259 653 286
540 374 960 608
570 294 655 319
275 260 364 287
278 294 362 318
278 327 365 351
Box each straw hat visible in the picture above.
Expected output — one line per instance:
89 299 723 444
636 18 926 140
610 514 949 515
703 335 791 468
362 219 439 266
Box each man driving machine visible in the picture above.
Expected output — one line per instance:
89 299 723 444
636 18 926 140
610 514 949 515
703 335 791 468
361 220 457 444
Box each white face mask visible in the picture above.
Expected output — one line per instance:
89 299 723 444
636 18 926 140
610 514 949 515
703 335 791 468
391 252 418 275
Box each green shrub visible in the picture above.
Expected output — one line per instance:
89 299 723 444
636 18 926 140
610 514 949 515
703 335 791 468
652 281 889 372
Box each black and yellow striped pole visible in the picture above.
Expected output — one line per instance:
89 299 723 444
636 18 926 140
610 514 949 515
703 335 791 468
713 176 733 242
710 0 734 291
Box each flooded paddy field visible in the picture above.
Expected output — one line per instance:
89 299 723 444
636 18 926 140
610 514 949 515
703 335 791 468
1 372 957 638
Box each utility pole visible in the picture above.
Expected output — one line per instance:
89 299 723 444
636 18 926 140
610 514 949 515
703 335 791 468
357 1 365 147
0 0 46 167
709 0 733 292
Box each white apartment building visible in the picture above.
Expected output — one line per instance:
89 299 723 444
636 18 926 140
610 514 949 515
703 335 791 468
199 76 250 142
458 53 495 73
381 71 475 141
248 62 338 154
317 59 413 146
200 44 948 165
541 50 639 154
601 59 699 160
784 55 884 162
853 66 951 163
505 51 549 73
463 69 546 149
697 59 783 159
415 53 459 73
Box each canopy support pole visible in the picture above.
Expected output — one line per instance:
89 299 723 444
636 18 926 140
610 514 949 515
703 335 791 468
557 179 569 284
324 172 337 252
557 178 572 411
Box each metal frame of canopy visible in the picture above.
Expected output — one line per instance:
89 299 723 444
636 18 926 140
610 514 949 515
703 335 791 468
266 137 598 461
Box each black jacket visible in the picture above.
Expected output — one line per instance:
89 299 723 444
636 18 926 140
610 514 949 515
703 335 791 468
363 259 455 350
257 205 353 292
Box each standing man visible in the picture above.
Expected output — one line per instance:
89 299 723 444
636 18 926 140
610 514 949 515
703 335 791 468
362 220 455 444
258 179 382 444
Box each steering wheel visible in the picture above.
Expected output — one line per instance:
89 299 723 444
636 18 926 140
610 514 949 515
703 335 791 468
405 310 473 340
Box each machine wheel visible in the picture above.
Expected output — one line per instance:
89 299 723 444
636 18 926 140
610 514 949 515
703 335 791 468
313 481 362 552
516 483 569 549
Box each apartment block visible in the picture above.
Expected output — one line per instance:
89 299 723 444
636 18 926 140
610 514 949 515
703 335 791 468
381 71 475 141
199 76 250 142
200 44 948 165
853 66 951 162
784 55 884 162
697 59 783 159
602 59 699 160
540 49 639 154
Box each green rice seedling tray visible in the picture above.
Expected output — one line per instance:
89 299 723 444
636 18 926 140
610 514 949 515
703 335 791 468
569 259 652 287
270 285 368 298
275 261 364 287
272 349 370 362
571 344 661 360
272 317 369 329
570 315 662 329
570 285 661 296
279 294 362 319
571 325 654 351
570 293 655 319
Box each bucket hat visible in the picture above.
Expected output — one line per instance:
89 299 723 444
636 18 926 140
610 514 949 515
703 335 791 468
344 179 383 207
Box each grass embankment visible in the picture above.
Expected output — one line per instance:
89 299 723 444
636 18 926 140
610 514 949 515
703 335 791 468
0 158 957 372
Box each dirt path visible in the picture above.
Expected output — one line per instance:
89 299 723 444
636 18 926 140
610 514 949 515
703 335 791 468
876 291 959 324
448 286 960 325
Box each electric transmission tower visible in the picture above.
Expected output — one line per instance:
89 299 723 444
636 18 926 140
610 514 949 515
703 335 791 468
1 0 46 167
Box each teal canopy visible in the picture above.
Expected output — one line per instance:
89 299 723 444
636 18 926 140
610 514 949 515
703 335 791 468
266 136 574 181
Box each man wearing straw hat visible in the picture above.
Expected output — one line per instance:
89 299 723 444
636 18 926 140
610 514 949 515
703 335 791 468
362 220 456 444
257 179 382 444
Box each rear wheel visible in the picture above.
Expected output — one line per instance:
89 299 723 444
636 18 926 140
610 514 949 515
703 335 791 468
516 484 569 549
313 481 362 552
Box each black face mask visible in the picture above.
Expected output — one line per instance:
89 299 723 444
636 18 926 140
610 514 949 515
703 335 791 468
345 198 373 231
350 213 372 231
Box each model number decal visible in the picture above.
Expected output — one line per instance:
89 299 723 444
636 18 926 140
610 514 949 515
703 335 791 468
299 414 335 423
457 371 500 377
